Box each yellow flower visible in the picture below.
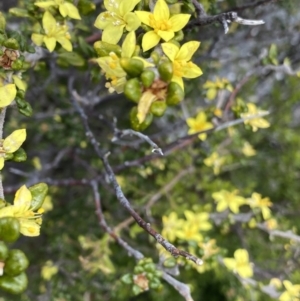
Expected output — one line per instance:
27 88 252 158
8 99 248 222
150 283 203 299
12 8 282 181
184 210 212 231
94 0 141 44
32 11 72 52
279 280 300 301
162 212 184 242
135 0 190 51
95 31 151 93
242 142 256 157
247 192 272 220
203 77 233 100
161 41 202 90
186 111 213 141
41 260 58 281
240 103 270 132
0 83 17 108
204 151 226 175
212 189 246 214
0 129 26 170
34 0 81 20
176 223 203 242
0 185 43 236
223 249 253 278
198 239 220 259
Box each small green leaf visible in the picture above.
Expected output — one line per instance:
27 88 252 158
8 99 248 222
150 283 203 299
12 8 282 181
29 183 49 211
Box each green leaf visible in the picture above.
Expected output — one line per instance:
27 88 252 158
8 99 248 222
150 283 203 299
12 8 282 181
57 52 85 67
29 183 49 211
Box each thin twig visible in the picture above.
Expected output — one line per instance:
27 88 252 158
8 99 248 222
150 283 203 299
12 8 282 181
113 128 163 155
257 224 300 243
191 0 206 17
91 180 144 259
69 78 203 265
187 11 264 34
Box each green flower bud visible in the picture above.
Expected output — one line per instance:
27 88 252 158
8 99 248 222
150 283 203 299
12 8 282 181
133 265 144 274
120 273 133 285
12 148 27 163
0 242 9 261
132 284 143 295
16 89 25 99
158 61 173 82
120 58 144 78
0 272 28 294
4 249 29 277
124 78 142 103
130 107 153 131
150 101 167 117
28 183 48 211
18 103 33 117
140 70 155 88
3 38 20 50
11 59 23 70
93 41 121 57
166 82 184 105
150 51 160 65
0 217 20 243
143 263 155 273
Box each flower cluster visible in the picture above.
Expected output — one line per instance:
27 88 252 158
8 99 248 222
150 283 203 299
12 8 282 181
92 0 203 130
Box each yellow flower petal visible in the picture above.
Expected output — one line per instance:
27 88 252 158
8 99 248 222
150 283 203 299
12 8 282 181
119 0 141 16
153 0 169 21
223 258 236 271
31 33 44 46
135 11 151 27
169 14 191 32
181 62 203 78
0 84 17 108
59 2 81 20
124 12 141 31
12 75 27 92
56 37 72 51
34 1 56 8
142 31 160 52
14 185 32 213
157 30 174 41
171 75 184 90
3 129 26 153
102 24 125 44
20 219 40 236
162 42 179 62
44 36 57 52
42 11 56 33
122 31 136 58
176 41 200 61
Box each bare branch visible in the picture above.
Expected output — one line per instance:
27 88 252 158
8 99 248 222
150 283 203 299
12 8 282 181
187 11 264 34
162 272 194 301
113 128 163 156
69 78 203 266
257 223 300 243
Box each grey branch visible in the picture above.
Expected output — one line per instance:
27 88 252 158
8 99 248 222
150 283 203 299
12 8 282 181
112 128 163 155
68 78 203 266
187 11 264 34
257 223 300 243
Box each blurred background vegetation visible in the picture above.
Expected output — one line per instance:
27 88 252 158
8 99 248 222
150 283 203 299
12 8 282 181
1 0 300 300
